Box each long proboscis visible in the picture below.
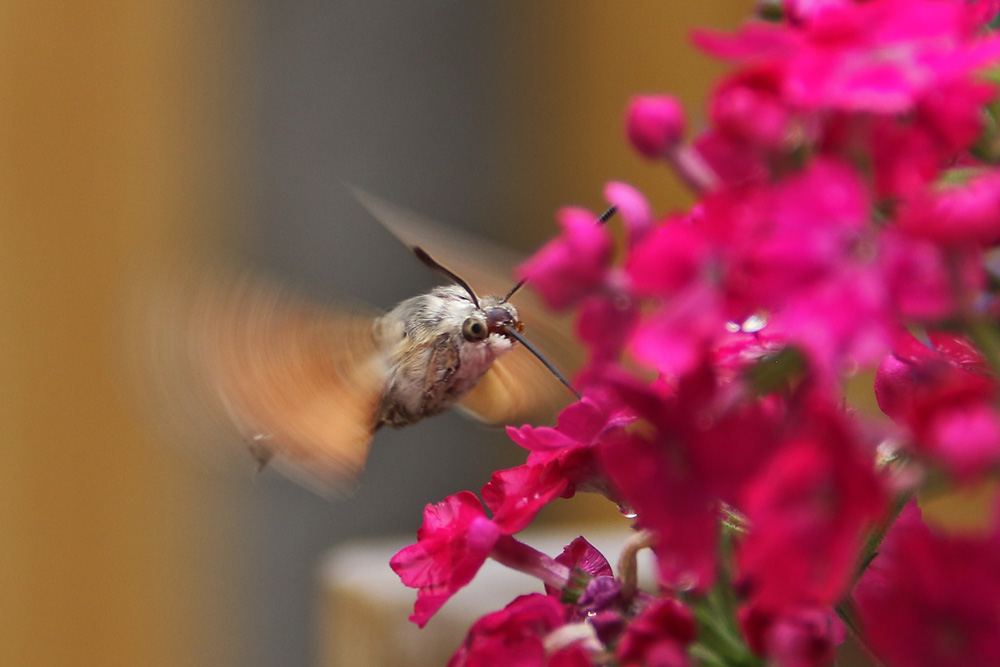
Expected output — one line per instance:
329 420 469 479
500 323 581 400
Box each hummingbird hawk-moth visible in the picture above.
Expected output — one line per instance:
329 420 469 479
143 188 585 492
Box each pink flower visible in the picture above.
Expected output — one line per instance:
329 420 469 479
698 0 1000 114
507 397 632 503
739 603 845 667
614 598 696 667
875 331 1000 479
391 491 574 627
782 0 854 24
629 283 725 378
391 492 502 627
604 181 653 248
854 500 1000 667
626 216 708 298
709 66 798 151
598 365 784 590
517 207 613 311
390 2 1000 662
552 536 613 581
448 594 571 667
735 419 885 609
625 95 686 159
482 462 569 535
878 230 970 321
546 537 620 617
899 170 1000 246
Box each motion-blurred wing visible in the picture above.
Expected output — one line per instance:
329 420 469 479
143 270 388 492
456 345 573 425
348 185 582 425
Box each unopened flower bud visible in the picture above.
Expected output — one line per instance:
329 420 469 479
625 95 686 159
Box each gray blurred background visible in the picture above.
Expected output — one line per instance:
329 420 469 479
241 6 519 666
1 2 745 666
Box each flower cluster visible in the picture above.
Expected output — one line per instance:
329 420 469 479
392 1 1000 665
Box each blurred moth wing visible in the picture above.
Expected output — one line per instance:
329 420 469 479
143 189 581 493
198 278 389 489
144 270 389 493
348 186 583 425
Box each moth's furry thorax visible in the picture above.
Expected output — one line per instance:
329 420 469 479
374 285 519 428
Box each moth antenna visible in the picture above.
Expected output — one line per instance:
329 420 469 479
500 323 582 400
412 246 480 308
503 205 618 302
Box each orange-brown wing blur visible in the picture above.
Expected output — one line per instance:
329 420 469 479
456 345 573 425
348 185 582 426
142 270 388 493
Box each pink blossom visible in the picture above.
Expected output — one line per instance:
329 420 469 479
391 490 575 627
390 492 502 627
625 95 686 159
899 169 1000 245
391 1 1000 661
604 181 653 248
552 536 612 579
735 406 885 609
697 0 1000 114
878 230 966 320
875 331 1000 478
506 397 632 502
517 207 613 311
782 0 854 24
626 217 708 298
854 500 1000 667
614 598 696 667
598 366 784 589
709 66 798 151
546 537 620 617
481 462 569 535
739 603 845 667
447 594 570 667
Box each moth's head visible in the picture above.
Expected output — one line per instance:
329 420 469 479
415 246 524 344
479 294 522 339
423 285 521 347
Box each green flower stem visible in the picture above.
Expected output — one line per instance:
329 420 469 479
689 642 734 667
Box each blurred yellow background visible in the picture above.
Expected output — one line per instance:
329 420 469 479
1 3 751 666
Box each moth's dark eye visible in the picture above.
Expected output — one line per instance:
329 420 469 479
462 317 488 342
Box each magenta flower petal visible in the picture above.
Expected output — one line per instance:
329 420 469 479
614 598 696 666
447 594 569 667
482 462 569 535
874 331 1000 479
626 218 708 297
390 491 502 627
739 603 845 667
604 181 653 247
517 207 613 310
900 170 1000 245
553 536 613 580
854 501 1000 667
